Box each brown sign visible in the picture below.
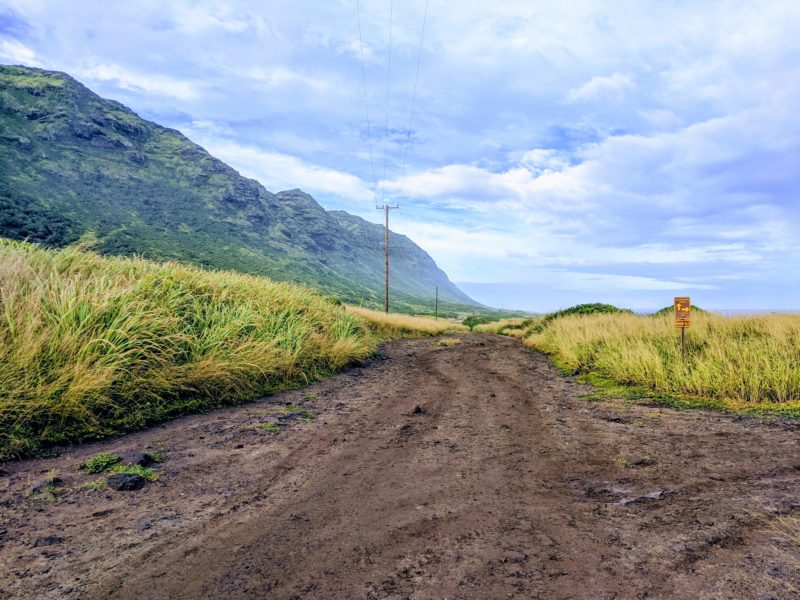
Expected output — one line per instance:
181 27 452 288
674 296 690 328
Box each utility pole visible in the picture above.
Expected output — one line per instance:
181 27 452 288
435 285 438 320
378 204 399 313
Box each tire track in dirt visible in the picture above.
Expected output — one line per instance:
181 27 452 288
1 335 798 599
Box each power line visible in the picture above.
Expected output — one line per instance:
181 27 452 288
398 0 429 181
357 0 430 314
380 0 394 207
355 0 377 203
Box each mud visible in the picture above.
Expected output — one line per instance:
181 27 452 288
1 334 798 599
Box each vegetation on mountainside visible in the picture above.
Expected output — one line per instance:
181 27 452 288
0 239 458 461
0 65 479 314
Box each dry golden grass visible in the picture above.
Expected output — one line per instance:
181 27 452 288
474 318 525 333
435 337 463 347
0 240 462 460
773 514 800 594
524 311 800 411
347 306 467 337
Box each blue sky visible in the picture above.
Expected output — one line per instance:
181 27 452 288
1 1 799 311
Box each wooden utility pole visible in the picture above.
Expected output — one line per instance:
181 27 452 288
378 204 399 313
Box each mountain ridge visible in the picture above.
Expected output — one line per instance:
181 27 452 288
0 64 480 311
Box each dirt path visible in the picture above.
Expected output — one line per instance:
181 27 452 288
1 334 798 599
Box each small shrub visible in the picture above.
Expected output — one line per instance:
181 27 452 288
463 316 491 331
80 452 121 474
261 422 282 432
651 304 706 317
107 463 158 481
146 451 166 463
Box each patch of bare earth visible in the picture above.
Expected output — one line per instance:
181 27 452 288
1 335 798 599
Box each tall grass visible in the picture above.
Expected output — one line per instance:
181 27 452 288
474 317 537 337
0 240 387 460
346 305 467 337
524 312 800 410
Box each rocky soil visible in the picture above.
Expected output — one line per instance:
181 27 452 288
1 334 798 599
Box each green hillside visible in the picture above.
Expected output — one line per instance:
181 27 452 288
0 65 480 312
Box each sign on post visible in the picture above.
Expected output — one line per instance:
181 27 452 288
674 297 691 328
674 296 690 361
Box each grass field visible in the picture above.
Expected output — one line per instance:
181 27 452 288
522 311 800 414
474 317 536 337
347 306 467 337
0 239 455 461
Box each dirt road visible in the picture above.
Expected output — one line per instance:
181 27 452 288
1 335 798 599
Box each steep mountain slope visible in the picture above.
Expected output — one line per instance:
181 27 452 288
0 65 478 310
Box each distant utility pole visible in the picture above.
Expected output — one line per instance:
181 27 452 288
378 204 399 313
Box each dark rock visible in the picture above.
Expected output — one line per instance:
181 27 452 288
289 513 309 522
671 542 690 552
235 444 244 449
33 536 63 547
412 405 425 415
626 455 655 467
29 477 64 495
0 468 10 477
117 451 156 467
277 411 301 422
107 473 146 491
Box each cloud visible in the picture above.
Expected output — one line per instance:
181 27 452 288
238 66 333 92
567 72 634 102
5 0 800 308
170 4 270 35
181 131 374 202
0 39 39 66
639 109 682 129
75 63 200 101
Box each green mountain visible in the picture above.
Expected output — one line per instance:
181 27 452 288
0 65 479 311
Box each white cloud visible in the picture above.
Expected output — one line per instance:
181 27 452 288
182 134 373 202
240 66 332 92
172 4 268 35
519 149 570 174
567 72 634 102
0 39 40 66
547 271 718 292
5 0 800 308
639 109 682 129
76 63 199 101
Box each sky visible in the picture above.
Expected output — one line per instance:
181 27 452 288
1 0 799 312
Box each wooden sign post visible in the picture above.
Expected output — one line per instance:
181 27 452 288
674 296 690 361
